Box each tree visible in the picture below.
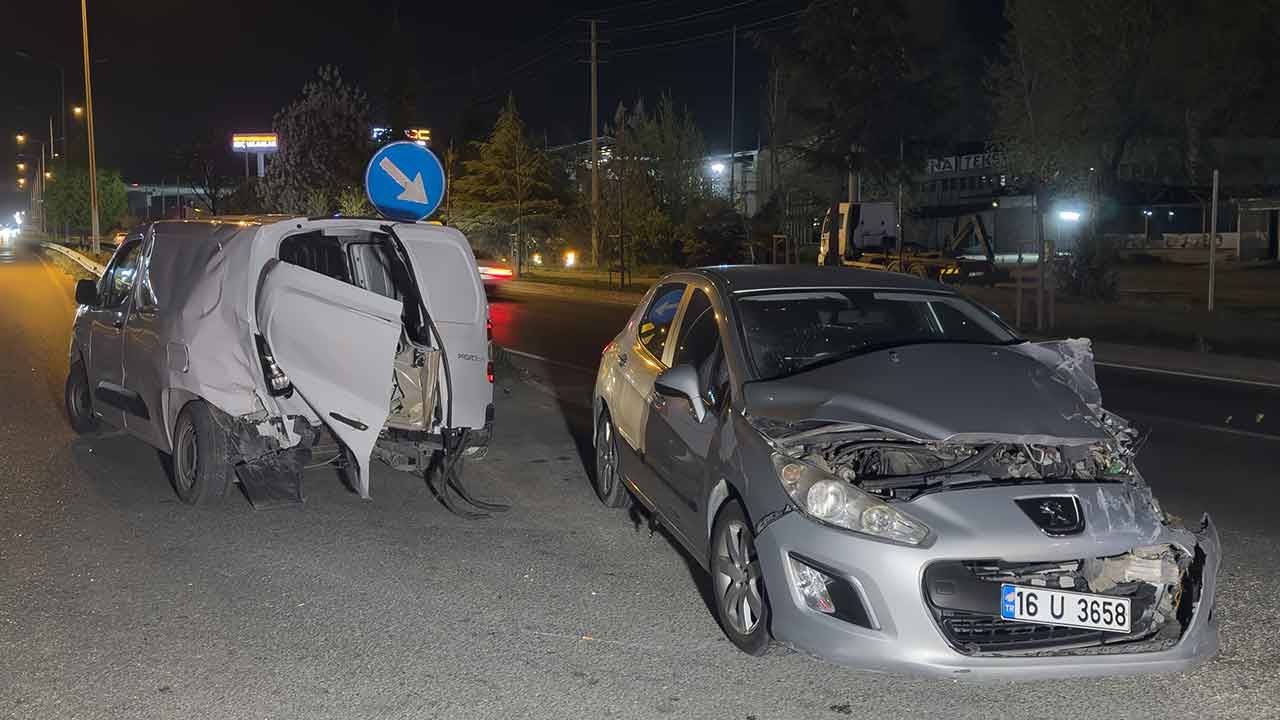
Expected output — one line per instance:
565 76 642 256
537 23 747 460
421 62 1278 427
45 165 128 237
261 66 373 214
633 93 710 227
176 132 238 215
989 0 1169 195
450 95 557 254
682 198 747 266
774 0 942 204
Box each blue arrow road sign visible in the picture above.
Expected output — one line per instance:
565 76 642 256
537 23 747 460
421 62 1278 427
364 142 446 222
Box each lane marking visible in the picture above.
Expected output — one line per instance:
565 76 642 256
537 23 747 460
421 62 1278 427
502 347 595 374
1125 412 1280 443
1095 361 1280 389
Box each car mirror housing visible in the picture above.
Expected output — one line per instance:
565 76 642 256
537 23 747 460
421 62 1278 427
75 279 99 307
654 364 706 422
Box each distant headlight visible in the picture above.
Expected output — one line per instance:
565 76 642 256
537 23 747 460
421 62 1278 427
772 453 930 545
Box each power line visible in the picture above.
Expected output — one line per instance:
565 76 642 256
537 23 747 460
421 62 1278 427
611 9 804 56
612 0 761 32
582 0 683 17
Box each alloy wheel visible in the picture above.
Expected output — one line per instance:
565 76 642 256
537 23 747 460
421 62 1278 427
713 519 765 634
595 417 618 497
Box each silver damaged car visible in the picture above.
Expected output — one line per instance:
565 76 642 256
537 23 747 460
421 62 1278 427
591 266 1218 679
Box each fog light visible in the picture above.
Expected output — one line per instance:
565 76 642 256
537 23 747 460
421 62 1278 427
790 557 835 614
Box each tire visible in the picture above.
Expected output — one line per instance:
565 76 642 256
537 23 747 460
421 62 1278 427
167 400 233 505
710 500 774 655
64 360 98 433
593 409 631 508
907 262 929 278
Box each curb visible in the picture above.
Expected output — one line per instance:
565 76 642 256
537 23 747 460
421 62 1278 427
41 242 106 276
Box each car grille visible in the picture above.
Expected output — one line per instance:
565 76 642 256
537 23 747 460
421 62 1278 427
922 558 1162 655
936 609 1104 653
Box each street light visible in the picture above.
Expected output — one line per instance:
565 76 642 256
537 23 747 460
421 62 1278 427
16 162 26 172
44 171 53 180
1057 210 1082 222
15 133 26 144
710 162 726 175
72 106 84 117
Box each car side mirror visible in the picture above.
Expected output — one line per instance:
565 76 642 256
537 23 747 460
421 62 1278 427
75 279 99 307
654 364 706 422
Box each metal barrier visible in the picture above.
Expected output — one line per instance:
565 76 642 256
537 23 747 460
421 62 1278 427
40 242 106 276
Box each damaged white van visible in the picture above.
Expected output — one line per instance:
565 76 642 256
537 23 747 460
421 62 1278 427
64 216 494 510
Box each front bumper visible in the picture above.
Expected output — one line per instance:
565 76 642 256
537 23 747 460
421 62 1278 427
754 509 1220 680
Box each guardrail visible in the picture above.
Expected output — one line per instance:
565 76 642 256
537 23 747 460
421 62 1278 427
40 242 106 276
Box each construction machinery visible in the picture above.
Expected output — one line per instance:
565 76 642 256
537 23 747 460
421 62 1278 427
818 201 997 285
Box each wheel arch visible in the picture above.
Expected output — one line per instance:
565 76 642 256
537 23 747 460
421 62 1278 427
161 387 203 454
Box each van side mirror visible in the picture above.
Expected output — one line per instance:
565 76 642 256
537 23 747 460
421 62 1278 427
654 364 706 422
75 279 99 307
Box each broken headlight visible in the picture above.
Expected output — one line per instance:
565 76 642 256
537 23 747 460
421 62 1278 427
772 453 929 545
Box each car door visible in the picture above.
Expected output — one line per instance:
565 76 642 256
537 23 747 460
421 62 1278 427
120 231 170 449
642 285 727 541
85 240 143 430
256 259 403 499
613 281 686 451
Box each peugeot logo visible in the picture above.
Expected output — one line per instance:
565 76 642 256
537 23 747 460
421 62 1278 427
1015 496 1085 535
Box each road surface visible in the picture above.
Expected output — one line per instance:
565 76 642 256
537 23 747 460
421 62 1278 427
3 243 1279 719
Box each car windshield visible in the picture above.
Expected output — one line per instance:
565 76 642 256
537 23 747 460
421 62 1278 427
735 288 1019 380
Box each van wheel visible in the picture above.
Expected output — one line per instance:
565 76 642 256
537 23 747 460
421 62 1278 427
167 401 232 505
64 360 98 433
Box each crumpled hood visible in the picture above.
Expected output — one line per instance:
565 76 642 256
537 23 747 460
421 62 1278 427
743 342 1110 445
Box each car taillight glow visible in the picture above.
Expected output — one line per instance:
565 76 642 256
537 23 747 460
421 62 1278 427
487 361 494 383
479 266 513 278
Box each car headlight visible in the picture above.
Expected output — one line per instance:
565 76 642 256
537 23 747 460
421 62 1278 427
772 454 929 545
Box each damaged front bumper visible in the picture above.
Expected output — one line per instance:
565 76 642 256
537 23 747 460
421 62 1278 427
754 507 1220 680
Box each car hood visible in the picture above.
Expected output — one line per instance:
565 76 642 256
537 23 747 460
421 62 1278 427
742 342 1110 445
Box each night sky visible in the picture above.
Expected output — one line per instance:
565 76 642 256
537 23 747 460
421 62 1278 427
3 0 823 186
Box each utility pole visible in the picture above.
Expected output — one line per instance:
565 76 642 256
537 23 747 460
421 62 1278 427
80 0 101 253
728 25 737 211
580 18 605 267
1208 169 1219 312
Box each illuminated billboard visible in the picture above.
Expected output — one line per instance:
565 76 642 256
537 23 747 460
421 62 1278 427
231 133 278 152
371 127 432 146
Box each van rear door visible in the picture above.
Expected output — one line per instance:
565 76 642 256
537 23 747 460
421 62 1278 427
256 260 402 498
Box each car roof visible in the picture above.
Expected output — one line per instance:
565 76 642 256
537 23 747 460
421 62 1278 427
690 264 950 294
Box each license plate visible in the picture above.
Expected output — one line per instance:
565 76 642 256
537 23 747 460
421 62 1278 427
1000 583 1131 634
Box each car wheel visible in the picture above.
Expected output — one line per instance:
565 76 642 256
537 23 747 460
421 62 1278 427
593 409 631 508
907 262 929 278
64 360 98 433
167 401 232 505
711 500 773 655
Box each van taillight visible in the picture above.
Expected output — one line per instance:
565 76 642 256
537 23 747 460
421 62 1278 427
255 334 294 397
487 361 494 383
486 316 493 341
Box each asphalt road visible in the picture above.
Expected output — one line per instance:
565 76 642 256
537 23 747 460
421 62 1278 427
3 244 1279 719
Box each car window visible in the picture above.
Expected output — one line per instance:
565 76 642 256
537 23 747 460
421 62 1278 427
672 288 726 401
99 241 142 307
279 231 351 283
638 282 685 361
347 242 400 299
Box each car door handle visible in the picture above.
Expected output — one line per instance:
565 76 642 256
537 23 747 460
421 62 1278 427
650 393 666 411
617 352 628 368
